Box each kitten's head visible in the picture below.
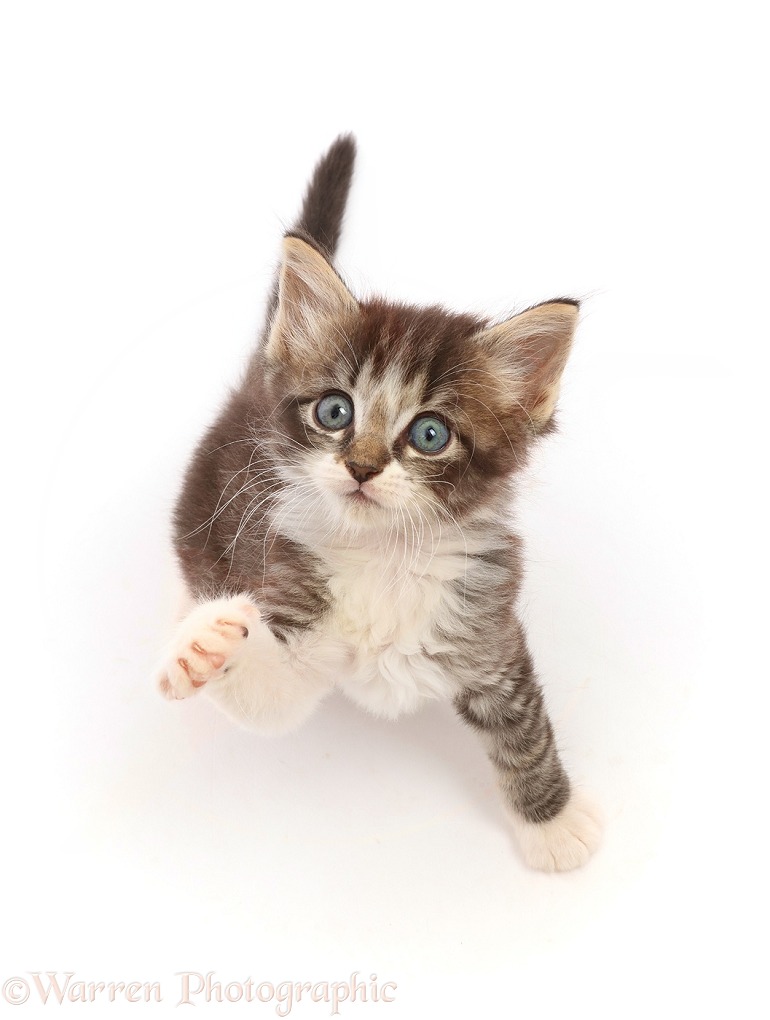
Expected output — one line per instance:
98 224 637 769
257 235 578 538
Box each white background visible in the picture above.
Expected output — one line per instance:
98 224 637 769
1 1 768 1017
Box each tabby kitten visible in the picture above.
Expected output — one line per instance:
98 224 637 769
158 136 601 871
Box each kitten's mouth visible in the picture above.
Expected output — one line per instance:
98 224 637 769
346 487 379 506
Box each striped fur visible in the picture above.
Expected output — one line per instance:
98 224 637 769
158 137 601 871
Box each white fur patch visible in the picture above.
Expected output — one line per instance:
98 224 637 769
269 458 500 720
509 790 602 872
316 537 472 718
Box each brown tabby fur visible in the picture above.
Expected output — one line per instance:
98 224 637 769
171 136 588 838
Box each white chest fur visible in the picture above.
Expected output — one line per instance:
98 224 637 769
317 539 469 718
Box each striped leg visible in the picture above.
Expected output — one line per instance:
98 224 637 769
455 641 601 872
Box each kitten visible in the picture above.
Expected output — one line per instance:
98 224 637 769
158 136 601 872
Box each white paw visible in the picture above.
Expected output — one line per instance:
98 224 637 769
157 595 259 701
513 790 602 872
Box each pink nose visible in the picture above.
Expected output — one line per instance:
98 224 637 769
345 461 382 484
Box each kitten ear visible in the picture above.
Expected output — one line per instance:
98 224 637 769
265 235 358 362
477 301 579 432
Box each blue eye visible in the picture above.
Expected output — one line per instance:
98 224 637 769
315 393 354 430
409 415 450 454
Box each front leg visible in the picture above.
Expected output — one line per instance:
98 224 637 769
156 594 334 734
455 638 601 872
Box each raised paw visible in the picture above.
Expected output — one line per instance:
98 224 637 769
512 790 602 873
157 596 259 701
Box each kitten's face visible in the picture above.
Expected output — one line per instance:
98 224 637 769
289 363 459 531
263 303 519 535
259 237 577 539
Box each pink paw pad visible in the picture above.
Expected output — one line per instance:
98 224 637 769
157 596 258 700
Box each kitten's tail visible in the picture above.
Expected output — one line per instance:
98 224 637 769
292 133 357 258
